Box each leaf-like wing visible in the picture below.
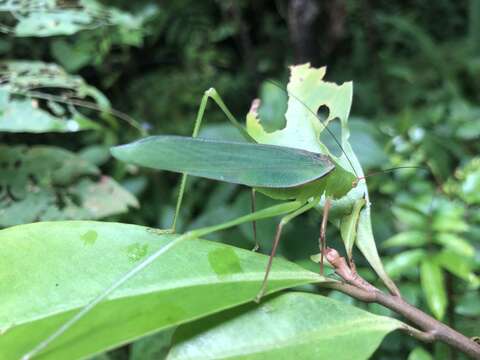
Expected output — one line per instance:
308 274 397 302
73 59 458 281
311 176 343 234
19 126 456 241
111 135 335 188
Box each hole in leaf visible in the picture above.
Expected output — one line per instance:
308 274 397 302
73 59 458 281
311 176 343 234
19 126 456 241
316 105 330 123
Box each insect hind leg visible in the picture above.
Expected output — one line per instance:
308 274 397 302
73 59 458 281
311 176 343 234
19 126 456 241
319 197 332 275
255 197 320 302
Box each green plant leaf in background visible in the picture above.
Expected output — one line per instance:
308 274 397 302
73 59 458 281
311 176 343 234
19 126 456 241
0 61 109 133
0 221 324 359
0 145 137 226
435 250 480 288
445 157 480 205
0 0 143 37
420 259 447 320
408 346 433 360
166 292 402 360
386 249 427 279
256 80 288 132
383 231 428 248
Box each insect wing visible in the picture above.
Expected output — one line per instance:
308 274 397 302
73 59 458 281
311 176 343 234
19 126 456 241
111 135 335 188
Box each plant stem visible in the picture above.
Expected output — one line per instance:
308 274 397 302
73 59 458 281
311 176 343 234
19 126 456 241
322 248 480 359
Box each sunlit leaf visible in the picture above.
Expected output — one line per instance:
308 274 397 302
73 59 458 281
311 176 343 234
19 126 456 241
246 64 352 156
0 221 323 359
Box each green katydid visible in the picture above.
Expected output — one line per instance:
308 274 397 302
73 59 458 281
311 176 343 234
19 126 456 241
22 64 368 359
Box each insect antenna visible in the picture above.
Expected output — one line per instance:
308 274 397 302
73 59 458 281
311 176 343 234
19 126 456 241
357 164 444 215
355 166 432 184
265 78 442 213
266 79 359 178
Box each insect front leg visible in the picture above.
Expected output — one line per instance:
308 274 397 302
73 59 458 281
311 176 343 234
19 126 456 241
170 88 254 233
255 197 321 302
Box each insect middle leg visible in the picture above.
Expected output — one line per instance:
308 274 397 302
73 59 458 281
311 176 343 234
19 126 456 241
255 197 321 302
250 188 259 251
319 197 332 275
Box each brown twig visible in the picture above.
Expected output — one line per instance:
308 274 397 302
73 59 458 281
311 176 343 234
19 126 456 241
322 248 480 359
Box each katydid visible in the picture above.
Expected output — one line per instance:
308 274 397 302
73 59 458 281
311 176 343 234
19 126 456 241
22 64 362 359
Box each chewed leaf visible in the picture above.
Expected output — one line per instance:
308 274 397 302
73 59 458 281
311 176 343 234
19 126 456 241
247 63 399 295
111 135 335 188
246 63 353 158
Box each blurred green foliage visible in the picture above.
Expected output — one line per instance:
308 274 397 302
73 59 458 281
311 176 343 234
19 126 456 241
1 0 479 359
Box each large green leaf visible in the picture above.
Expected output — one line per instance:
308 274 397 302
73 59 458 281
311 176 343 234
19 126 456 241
167 292 402 360
0 221 323 359
0 61 109 133
111 135 335 188
0 145 138 226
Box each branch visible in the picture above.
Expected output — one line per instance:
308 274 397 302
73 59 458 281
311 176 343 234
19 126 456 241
322 248 480 359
